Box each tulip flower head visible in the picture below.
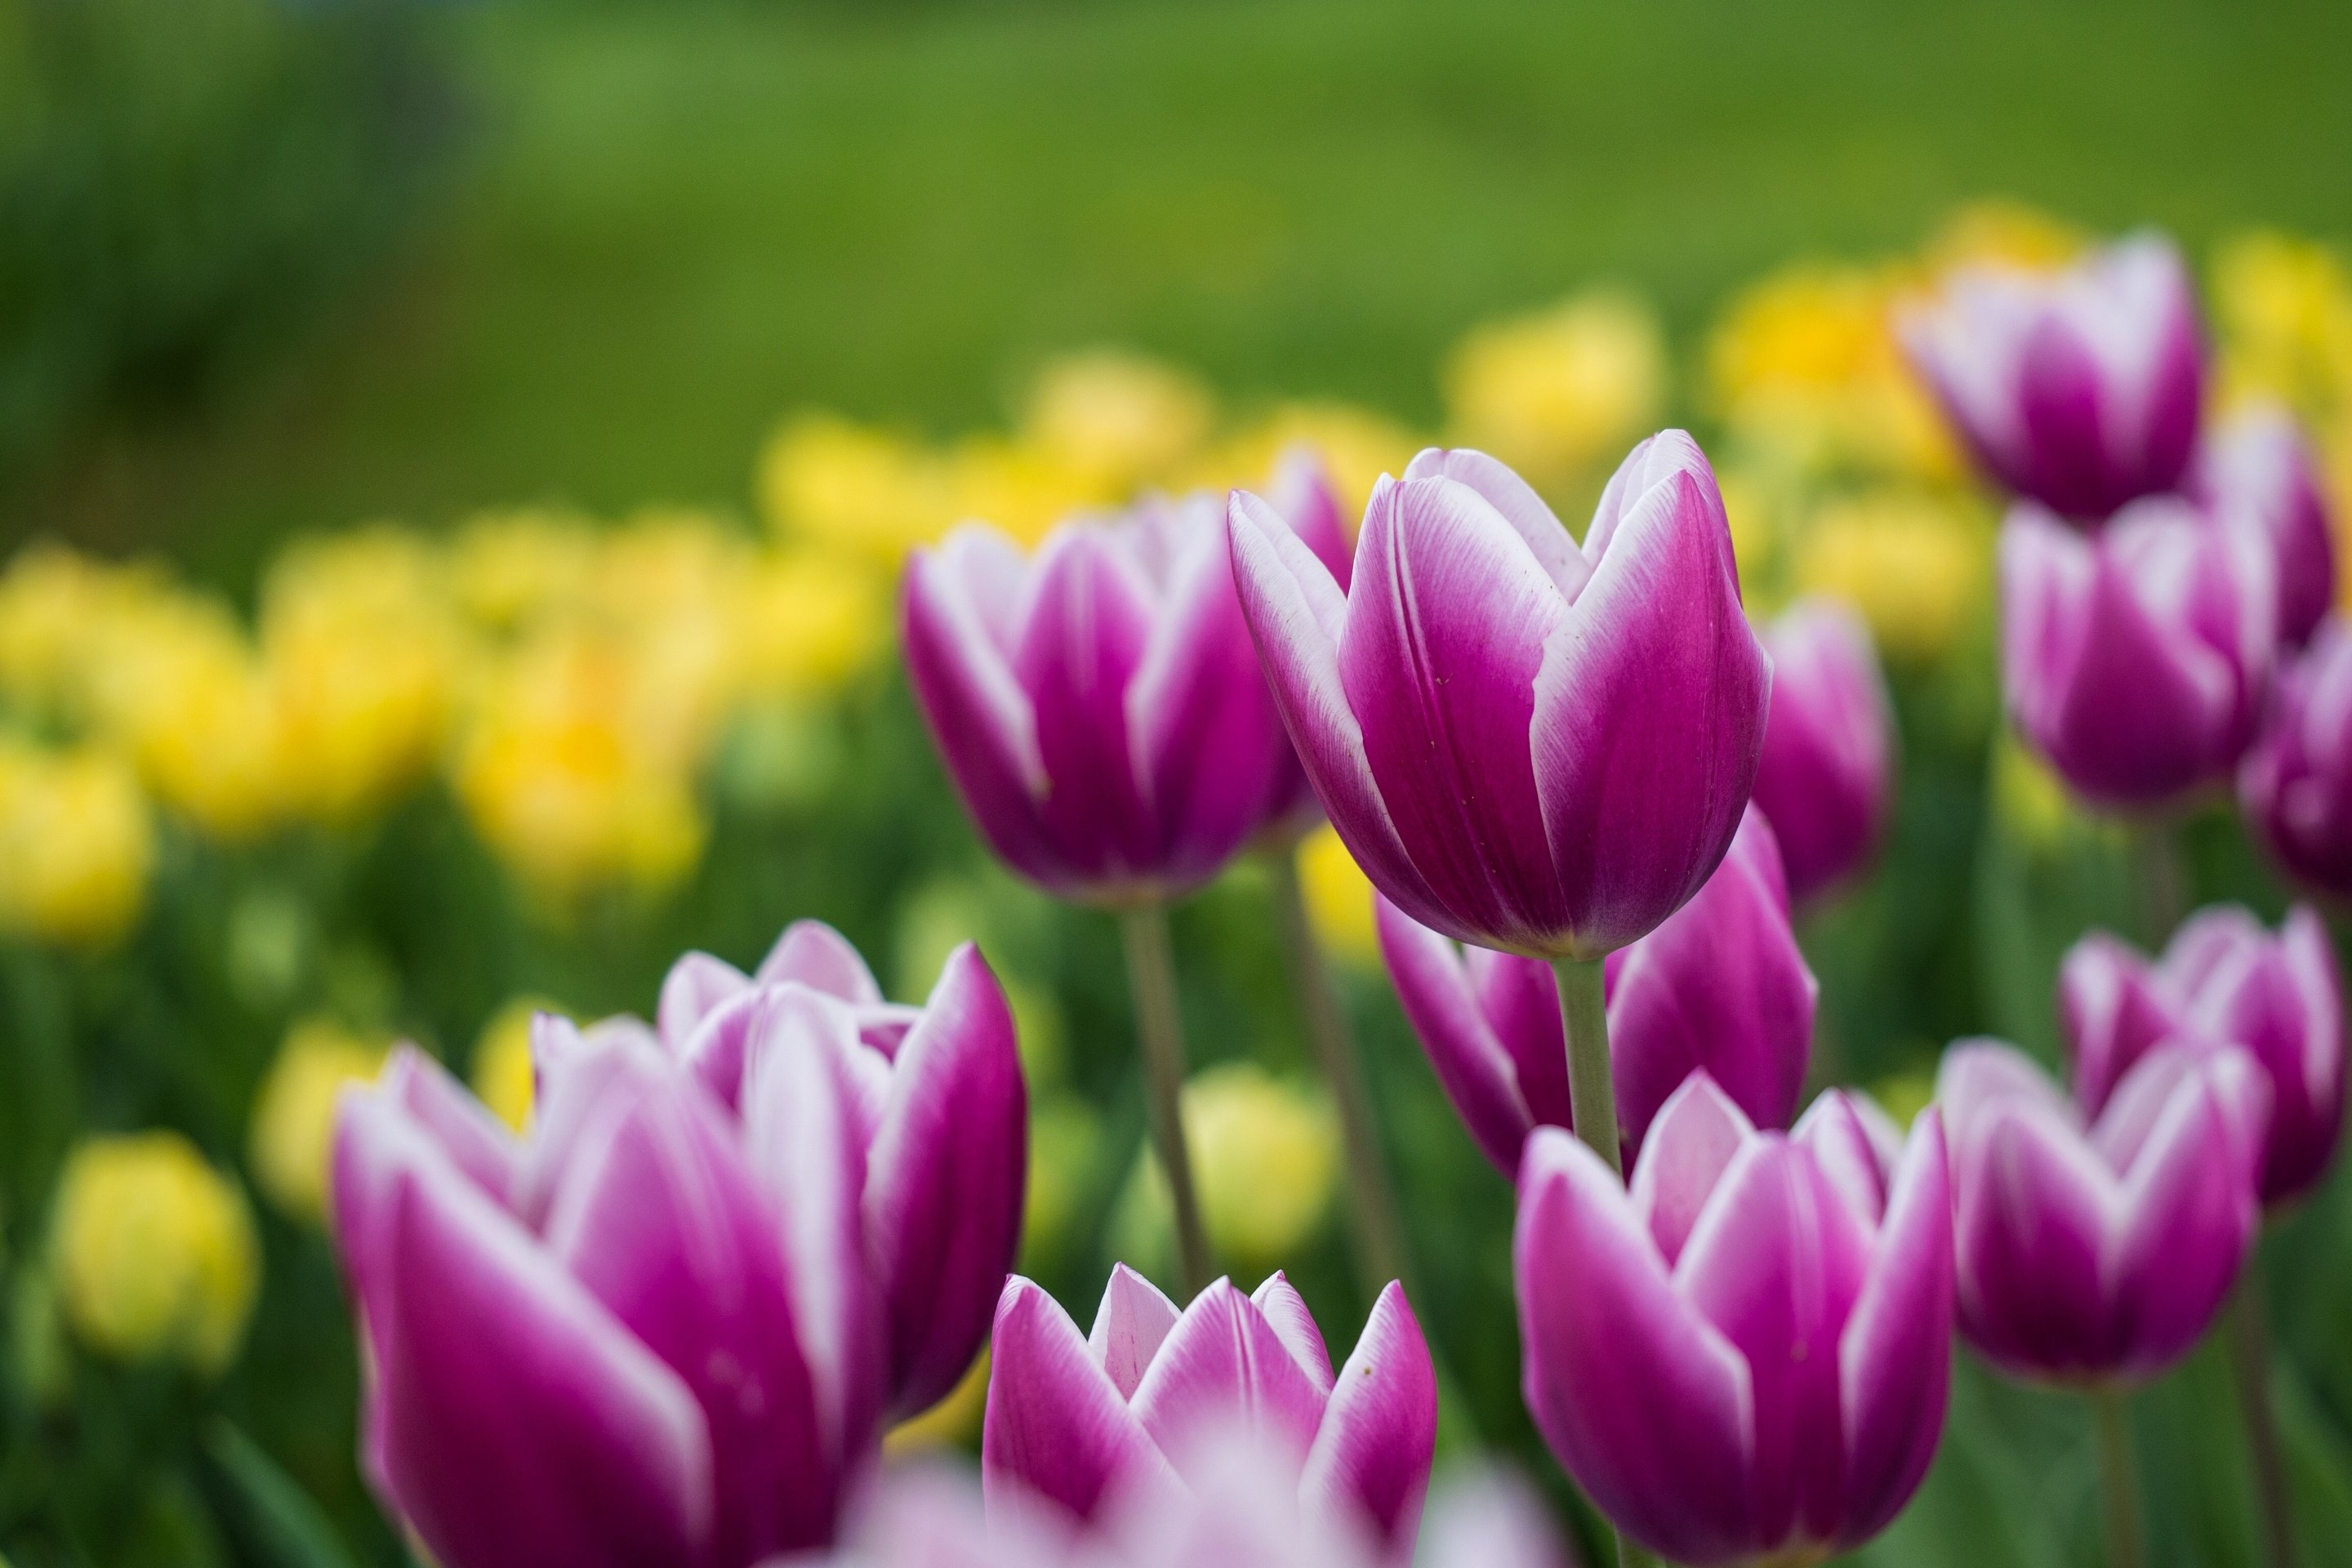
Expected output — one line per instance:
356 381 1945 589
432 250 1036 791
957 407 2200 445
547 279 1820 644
902 472 1349 906
1939 1039 2268 1387
2243 614 2352 897
1903 234 2204 520
981 1266 1437 1553
1378 806 1815 1174
2060 906 2345 1206
2188 403 2337 651
1752 599 1895 903
329 920 1026 1568
2000 496 2273 810
1513 1076 1953 1566
1229 432 1771 961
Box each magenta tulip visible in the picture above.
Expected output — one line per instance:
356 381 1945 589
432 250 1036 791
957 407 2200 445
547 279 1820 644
982 1266 1437 1552
2001 496 2274 809
1939 1038 2268 1385
1377 806 1814 1173
902 475 1349 904
1228 432 1770 962
2060 905 2345 1206
1902 234 2203 521
1751 599 1894 902
1514 1076 1953 1566
2189 402 2337 651
2243 613 2352 896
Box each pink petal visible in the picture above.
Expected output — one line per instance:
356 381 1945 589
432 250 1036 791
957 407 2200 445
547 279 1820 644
1374 896 1539 1174
984 1277 1170 1523
1129 1280 1330 1477
1792 1091 1891 1230
658 951 754 1053
757 919 884 1005
1628 1071 1756 1267
1401 447 1590 598
1090 1263 1183 1401
376 1045 519 1204
1250 1272 1336 1396
1300 1281 1437 1549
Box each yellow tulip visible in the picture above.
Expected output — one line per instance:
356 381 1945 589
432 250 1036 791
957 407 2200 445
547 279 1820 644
730 550 888 702
1792 489 1990 666
248 1018 389 1222
1920 201 2083 276
2211 230 2352 425
51 1133 259 1376
1117 1064 1339 1274
448 508 600 633
0 741 154 948
1295 824 1379 971
472 996 559 1134
757 413 957 567
1443 288 1668 488
1193 401 1423 526
1020 347 1217 492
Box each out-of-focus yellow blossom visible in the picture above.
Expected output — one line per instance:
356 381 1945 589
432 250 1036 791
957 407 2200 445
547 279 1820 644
1992 733 2080 853
732 550 888 701
884 1348 991 1455
1792 489 1989 666
1020 348 1217 492
448 508 600 633
247 1018 388 1223
590 511 762 766
0 740 153 947
758 413 957 567
51 1133 258 1376
1296 824 1378 970
2212 232 2352 424
1154 1063 1339 1269
1867 1070 1939 1132
473 996 558 1133
0 545 170 715
1195 401 1423 526
1707 263 1960 481
1714 463 1783 608
947 435 1111 550
1442 289 1667 488
1920 201 2083 276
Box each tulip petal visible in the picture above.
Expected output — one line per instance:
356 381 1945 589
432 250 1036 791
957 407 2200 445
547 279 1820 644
1130 1280 1330 1476
1250 1272 1336 1396
1467 947 1577 1140
1266 448 1356 590
1300 1281 1437 1549
1401 448 1589 598
1374 897 1538 1174
2058 932 2178 1118
376 1045 519 1204
1948 1085 2119 1379
677 989 764 1113
659 951 753 1053
757 919 885 1006
984 1277 1170 1523
1419 1468 1571 1568
1629 1071 1754 1267
1792 1091 1891 1230
1090 1263 1182 1401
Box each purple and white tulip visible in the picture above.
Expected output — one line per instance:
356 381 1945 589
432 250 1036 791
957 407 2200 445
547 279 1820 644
2060 906 2345 1206
1903 234 2204 521
981 1266 1437 1554
2001 497 2274 809
1752 599 1895 903
1377 807 1815 1174
2243 614 2352 897
902 473 1350 904
1514 1076 1953 1566
1228 433 1771 961
1940 1038 2268 1385
2189 402 2337 652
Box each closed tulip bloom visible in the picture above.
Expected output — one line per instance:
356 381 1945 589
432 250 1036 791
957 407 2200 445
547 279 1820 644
2243 614 2352 895
1514 1076 1953 1566
1229 432 1770 960
2189 403 2337 650
982 1265 1437 1552
1902 234 2203 520
2001 497 2273 809
1377 807 1814 1174
1939 1039 2269 1385
2060 906 2345 1205
902 477 1348 903
1752 599 1895 902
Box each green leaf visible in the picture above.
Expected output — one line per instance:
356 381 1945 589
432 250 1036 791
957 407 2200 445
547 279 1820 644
202 1420 359 1568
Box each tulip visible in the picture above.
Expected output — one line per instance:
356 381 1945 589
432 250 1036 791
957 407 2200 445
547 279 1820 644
2000 497 2273 810
1902 234 2203 520
2060 906 2345 1206
1513 1075 1953 1566
2188 403 2336 650
2243 613 2352 897
1751 599 1895 902
981 1265 1437 1553
329 924 1025 1568
1378 806 1814 1174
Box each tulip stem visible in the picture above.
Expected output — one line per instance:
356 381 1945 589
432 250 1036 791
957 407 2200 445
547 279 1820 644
2136 822 2190 946
2228 1265 2299 1568
2090 1389 2146 1568
1268 850 1410 1295
1117 902 1214 1295
1551 956 1624 1179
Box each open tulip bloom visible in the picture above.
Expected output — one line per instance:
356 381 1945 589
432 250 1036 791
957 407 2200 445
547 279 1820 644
1902 233 2204 522
1513 1075 1953 1566
329 920 1025 1568
1752 599 1894 904
2243 613 2352 898
2189 402 2338 651
1379 805 1814 1174
981 1266 1437 1555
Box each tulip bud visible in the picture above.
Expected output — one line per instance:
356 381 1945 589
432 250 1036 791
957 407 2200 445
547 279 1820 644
2243 614 2352 895
1514 1076 1952 1564
248 1017 388 1222
1230 432 1770 960
1378 808 1814 1173
1751 599 1895 902
1940 1039 2267 1385
2188 403 2337 650
52 1132 258 1377
1903 234 2204 520
2000 497 2272 809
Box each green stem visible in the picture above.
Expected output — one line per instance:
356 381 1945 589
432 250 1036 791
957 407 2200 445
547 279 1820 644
1267 850 1409 1296
2229 1265 2298 1568
1552 956 1624 1178
1116 902 1213 1295
1615 1535 1664 1568
2091 1388 2146 1568
2136 820 2190 947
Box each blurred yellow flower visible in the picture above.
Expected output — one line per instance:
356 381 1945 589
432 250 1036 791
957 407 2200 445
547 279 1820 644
0 740 154 948
731 550 888 702
1920 201 2083 276
1792 489 1989 665
448 508 600 634
1020 347 1217 492
247 1018 388 1222
1992 732 2080 853
473 996 555 1134
51 1132 258 1377
758 413 956 567
884 1348 990 1455
1196 401 1423 525
1714 463 1783 608
1296 824 1378 970
947 435 1112 550
0 545 170 716
1443 289 1667 487
2211 230 2352 425
1120 1063 1338 1273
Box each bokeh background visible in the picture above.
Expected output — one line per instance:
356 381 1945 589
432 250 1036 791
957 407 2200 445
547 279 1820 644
7 2 2352 1565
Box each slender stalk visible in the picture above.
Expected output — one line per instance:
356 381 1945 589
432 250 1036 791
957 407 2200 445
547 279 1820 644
2136 820 2190 947
1266 851 1409 1295
1615 1535 1663 1568
2091 1389 2146 1568
1116 902 1213 1295
1551 956 1624 1178
2229 1266 2298 1568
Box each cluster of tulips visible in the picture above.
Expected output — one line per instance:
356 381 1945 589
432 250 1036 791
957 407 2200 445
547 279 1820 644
323 225 2349 1568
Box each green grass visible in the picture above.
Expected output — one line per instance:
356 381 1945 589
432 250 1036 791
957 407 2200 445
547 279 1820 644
27 0 2352 586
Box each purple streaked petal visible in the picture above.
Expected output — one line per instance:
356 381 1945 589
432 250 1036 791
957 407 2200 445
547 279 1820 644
659 951 753 1054
1628 1071 1756 1267
376 1045 519 1205
1090 1263 1182 1401
2058 931 2180 1119
1751 599 1893 903
1129 1280 1330 1475
678 989 764 1114
1401 447 1589 599
514 1031 675 1232
1374 895 1538 1174
1467 947 1577 1140
757 920 885 1006
1266 447 1356 590
983 1277 1170 1523
1250 1272 1336 1396
1793 1091 1892 1230
1300 1280 1437 1550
